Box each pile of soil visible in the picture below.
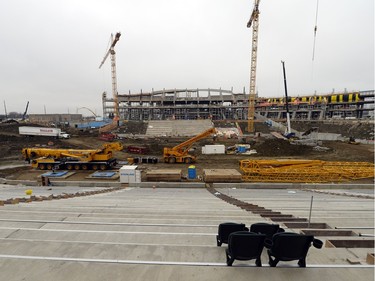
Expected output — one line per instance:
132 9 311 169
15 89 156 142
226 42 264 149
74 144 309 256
117 121 148 134
0 134 66 160
254 139 313 157
291 121 374 140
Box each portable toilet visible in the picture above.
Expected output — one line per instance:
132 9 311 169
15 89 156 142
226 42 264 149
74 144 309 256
120 165 141 184
188 165 196 179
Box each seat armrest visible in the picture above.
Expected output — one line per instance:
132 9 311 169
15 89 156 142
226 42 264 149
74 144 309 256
313 238 323 249
264 238 273 249
277 228 285 233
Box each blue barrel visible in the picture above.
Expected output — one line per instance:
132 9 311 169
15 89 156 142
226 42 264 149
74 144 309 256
237 146 246 153
188 165 196 179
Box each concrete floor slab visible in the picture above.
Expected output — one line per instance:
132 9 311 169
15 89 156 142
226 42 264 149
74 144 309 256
0 259 373 281
0 187 373 280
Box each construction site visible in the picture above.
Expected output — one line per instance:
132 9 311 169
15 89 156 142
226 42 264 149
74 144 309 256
0 0 374 280
0 115 374 280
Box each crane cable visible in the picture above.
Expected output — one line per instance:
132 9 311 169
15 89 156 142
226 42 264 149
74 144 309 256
311 0 319 94
312 0 319 61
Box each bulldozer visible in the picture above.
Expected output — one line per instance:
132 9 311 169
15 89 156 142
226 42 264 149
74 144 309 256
22 142 124 170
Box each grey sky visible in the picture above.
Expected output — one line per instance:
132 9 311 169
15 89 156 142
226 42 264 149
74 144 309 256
0 0 374 116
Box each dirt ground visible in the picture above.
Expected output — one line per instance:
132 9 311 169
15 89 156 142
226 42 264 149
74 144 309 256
0 122 374 183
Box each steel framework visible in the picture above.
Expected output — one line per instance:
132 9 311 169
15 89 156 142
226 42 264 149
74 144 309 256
247 0 261 133
240 159 374 183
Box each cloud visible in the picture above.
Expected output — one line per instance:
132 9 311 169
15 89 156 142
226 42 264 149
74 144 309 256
0 0 373 115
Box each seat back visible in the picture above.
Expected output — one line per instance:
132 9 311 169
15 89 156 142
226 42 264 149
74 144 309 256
270 232 314 260
228 231 266 259
250 223 283 239
218 222 248 244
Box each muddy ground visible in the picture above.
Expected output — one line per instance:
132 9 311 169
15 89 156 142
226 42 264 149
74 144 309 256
0 122 374 183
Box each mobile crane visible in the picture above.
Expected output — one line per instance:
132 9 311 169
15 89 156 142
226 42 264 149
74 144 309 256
22 142 124 170
163 127 217 164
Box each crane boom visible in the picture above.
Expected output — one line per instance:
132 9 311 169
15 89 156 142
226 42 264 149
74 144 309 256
163 127 217 164
247 0 260 133
22 101 29 121
99 33 121 68
99 32 121 120
77 107 97 117
22 142 124 170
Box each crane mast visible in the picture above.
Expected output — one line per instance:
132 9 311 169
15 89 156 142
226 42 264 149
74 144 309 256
247 0 260 133
99 32 121 121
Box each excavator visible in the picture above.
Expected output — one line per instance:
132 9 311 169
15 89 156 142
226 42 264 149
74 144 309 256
163 127 217 164
22 142 124 170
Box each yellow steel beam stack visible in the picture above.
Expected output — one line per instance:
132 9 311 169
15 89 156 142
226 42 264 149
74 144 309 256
239 159 374 183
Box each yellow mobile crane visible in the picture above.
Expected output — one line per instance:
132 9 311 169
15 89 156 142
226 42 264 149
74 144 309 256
163 127 217 164
22 142 124 170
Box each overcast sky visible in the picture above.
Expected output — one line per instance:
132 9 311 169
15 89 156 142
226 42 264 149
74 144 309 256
0 0 374 116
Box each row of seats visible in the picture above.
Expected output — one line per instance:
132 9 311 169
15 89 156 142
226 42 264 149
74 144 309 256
216 222 323 267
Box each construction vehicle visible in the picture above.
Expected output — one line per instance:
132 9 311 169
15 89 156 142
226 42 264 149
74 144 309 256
19 126 70 139
22 142 124 170
98 132 119 141
348 136 360 145
126 145 150 154
163 127 217 164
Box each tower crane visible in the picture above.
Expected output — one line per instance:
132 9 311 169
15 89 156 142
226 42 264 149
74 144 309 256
99 32 121 123
246 0 260 133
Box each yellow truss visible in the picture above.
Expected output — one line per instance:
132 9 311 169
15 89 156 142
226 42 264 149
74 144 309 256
239 159 374 183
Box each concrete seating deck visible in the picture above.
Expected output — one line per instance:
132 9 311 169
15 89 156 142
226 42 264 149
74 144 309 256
146 120 214 137
0 186 373 280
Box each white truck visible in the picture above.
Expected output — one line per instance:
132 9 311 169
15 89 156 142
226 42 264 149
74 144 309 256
18 126 70 139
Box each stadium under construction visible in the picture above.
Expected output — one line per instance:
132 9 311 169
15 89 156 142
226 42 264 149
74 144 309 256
102 89 375 121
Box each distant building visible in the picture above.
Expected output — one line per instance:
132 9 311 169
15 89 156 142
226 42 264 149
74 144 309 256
28 114 82 124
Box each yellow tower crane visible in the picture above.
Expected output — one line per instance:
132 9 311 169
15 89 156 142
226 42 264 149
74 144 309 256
99 32 121 124
247 0 260 133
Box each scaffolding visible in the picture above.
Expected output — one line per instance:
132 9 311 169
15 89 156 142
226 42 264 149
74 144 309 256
239 159 374 183
102 89 374 121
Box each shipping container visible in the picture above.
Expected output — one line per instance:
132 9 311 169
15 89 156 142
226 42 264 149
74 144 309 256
202 145 226 154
